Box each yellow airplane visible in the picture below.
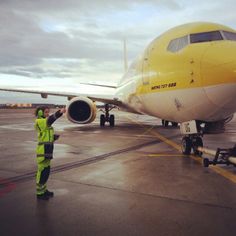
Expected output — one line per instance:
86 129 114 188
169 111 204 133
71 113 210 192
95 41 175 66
1 22 236 158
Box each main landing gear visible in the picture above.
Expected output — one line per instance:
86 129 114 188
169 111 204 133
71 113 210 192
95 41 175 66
181 135 203 156
100 104 115 127
180 120 203 156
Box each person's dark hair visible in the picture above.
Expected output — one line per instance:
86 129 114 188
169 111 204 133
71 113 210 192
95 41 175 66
35 106 49 117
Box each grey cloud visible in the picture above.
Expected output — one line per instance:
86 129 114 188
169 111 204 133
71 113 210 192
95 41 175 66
2 70 37 78
0 0 181 13
0 18 121 73
0 0 235 82
190 2 236 26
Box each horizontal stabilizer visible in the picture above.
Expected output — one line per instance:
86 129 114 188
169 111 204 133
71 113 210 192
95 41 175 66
80 82 117 89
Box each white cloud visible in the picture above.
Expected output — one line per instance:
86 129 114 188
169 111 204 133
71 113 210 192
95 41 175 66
0 0 236 102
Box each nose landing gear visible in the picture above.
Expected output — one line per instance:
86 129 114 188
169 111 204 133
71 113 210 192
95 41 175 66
180 120 203 156
179 120 236 168
181 135 203 156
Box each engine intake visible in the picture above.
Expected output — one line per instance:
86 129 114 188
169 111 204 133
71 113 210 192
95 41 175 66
66 97 97 124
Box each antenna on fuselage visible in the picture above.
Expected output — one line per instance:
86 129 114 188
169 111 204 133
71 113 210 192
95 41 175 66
123 38 128 72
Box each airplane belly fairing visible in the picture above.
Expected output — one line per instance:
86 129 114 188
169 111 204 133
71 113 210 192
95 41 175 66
138 84 236 123
203 83 236 121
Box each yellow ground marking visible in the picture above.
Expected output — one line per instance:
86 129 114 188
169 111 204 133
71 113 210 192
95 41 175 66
127 116 181 151
120 125 156 148
149 129 182 151
137 126 156 138
148 154 185 157
126 115 236 184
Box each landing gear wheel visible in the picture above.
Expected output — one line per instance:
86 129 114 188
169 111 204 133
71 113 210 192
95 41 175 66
193 137 203 156
100 114 105 127
171 122 178 127
162 120 169 127
164 120 169 127
181 137 192 155
109 114 115 127
203 158 209 167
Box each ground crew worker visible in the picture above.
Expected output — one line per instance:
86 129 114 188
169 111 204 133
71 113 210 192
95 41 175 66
34 106 66 200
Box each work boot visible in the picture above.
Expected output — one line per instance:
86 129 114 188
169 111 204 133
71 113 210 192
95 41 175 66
45 189 54 197
37 193 49 200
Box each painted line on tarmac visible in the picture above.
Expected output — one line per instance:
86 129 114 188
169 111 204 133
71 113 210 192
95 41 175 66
148 154 185 157
127 116 236 184
0 178 16 198
0 135 180 187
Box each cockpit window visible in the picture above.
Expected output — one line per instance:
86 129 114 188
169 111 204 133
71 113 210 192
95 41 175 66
167 35 189 52
167 30 233 53
190 31 223 43
222 31 236 41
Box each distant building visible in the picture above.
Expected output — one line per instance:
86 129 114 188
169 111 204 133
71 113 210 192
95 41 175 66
5 103 33 108
0 103 65 109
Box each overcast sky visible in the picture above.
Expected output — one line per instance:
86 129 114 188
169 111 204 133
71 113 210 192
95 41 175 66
0 0 236 103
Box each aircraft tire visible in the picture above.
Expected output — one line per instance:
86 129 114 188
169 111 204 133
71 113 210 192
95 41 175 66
100 114 105 127
193 137 203 156
161 120 165 126
203 158 209 167
164 120 169 127
109 114 115 127
181 137 192 155
171 122 178 127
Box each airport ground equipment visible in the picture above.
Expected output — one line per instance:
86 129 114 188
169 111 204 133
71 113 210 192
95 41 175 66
200 145 236 167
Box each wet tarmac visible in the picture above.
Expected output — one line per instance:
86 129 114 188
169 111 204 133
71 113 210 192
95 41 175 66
0 109 236 236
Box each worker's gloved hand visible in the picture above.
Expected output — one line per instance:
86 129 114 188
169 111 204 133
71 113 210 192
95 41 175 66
54 134 60 141
60 107 66 114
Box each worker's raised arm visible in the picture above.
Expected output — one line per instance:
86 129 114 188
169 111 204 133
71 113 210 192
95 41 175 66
47 108 66 126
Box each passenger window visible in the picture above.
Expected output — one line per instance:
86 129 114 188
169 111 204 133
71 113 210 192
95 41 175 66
190 31 223 43
167 35 189 53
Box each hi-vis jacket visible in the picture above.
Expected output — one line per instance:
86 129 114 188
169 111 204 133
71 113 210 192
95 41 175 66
35 118 55 159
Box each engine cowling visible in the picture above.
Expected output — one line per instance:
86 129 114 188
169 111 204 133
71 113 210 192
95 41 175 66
66 97 97 124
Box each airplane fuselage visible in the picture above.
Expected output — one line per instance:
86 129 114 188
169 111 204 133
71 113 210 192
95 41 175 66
116 22 236 123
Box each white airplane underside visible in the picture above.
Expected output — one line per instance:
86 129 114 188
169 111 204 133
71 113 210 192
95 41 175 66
137 83 236 123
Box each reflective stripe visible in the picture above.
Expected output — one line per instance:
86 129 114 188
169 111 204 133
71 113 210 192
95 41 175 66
36 184 46 191
38 142 54 145
35 117 55 158
36 183 46 195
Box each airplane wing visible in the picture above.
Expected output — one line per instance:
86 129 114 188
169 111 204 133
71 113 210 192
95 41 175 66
0 76 122 106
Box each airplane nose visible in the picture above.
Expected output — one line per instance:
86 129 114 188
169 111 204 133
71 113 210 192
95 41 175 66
201 42 236 114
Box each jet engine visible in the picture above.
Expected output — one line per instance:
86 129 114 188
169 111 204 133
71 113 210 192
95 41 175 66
66 97 97 124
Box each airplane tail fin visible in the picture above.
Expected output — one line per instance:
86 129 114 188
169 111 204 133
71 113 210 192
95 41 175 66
123 38 128 72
